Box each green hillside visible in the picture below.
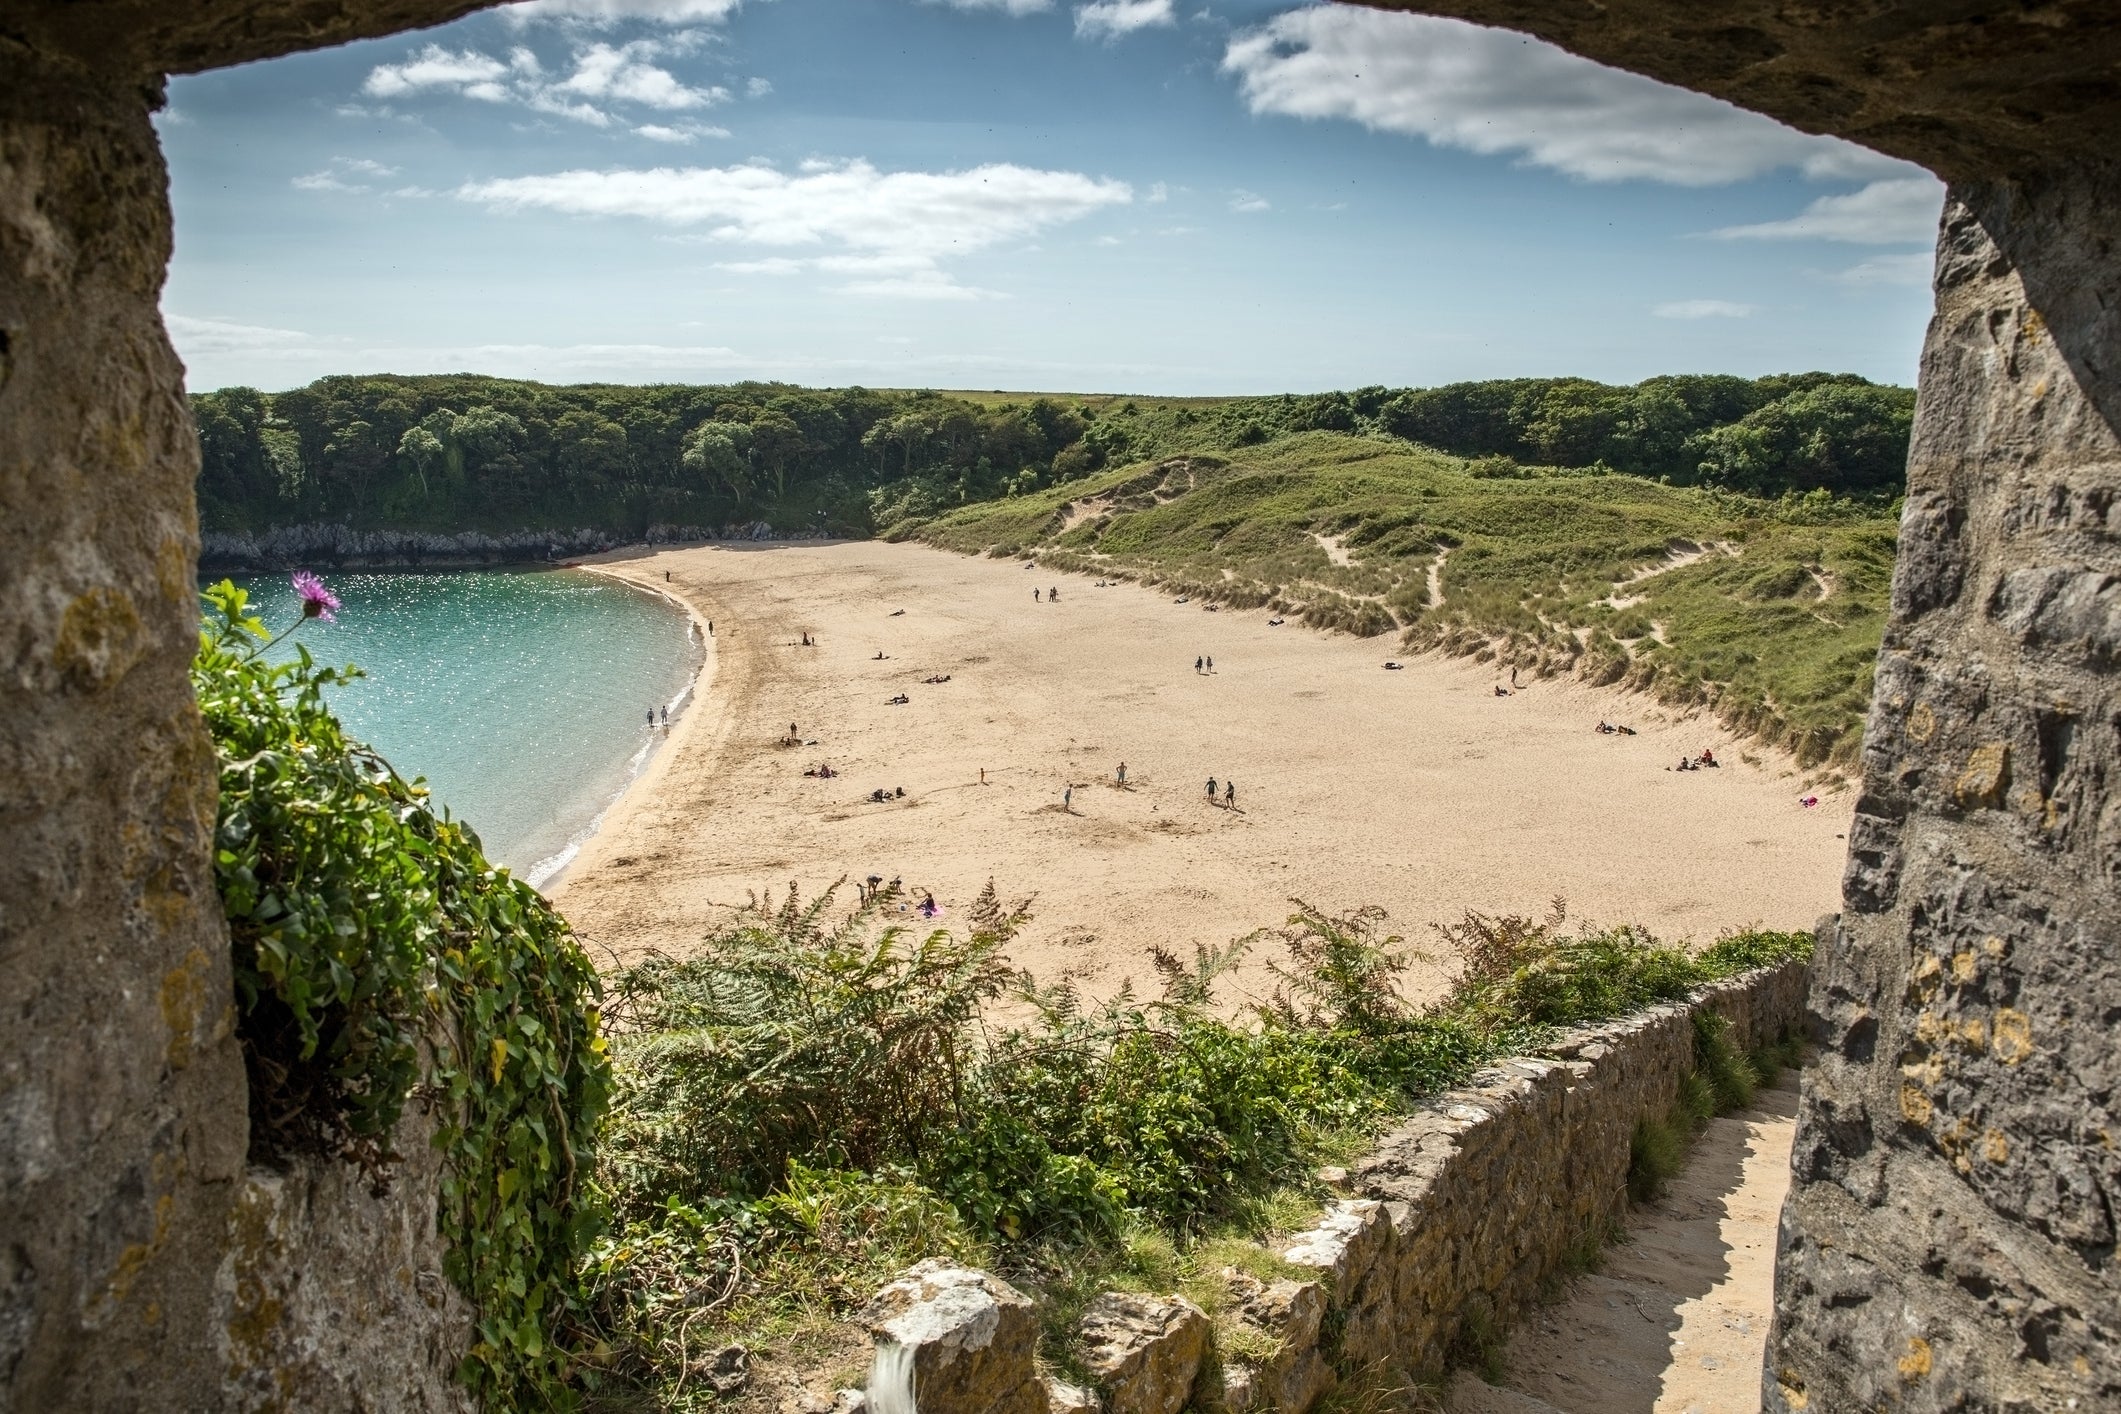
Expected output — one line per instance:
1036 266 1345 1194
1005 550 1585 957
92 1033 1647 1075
913 432 1894 767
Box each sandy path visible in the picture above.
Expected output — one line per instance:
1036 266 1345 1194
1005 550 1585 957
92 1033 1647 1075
1448 1080 1800 1414
552 541 1851 998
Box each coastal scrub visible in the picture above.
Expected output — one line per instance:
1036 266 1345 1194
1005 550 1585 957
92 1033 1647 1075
586 883 1811 1406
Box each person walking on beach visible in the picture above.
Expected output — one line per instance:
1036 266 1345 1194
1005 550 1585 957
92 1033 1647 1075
1064 784 1073 811
1206 776 1217 801
1225 780 1236 809
1035 587 1042 602
1195 656 1203 674
979 767 987 785
1206 655 1214 673
646 708 654 728
1049 586 1059 602
1116 761 1127 787
660 705 668 726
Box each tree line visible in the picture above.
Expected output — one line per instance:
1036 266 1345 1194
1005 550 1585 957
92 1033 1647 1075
193 370 1916 537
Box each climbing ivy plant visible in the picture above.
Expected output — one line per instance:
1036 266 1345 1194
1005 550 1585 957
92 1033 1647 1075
195 579 611 1407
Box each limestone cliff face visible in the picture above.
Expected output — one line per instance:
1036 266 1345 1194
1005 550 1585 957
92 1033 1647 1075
1767 177 2121 1412
0 54 251 1413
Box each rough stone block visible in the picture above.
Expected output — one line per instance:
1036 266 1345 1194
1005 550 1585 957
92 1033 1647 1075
1077 1292 1210 1414
862 1260 1044 1414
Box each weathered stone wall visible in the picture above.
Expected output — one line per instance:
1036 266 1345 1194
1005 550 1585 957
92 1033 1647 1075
1301 960 1810 1387
217 1096 475 1414
853 964 1810 1414
0 14 492 1408
0 53 250 1413
1767 176 2121 1413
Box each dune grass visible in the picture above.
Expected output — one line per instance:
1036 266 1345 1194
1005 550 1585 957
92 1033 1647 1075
911 431 1894 766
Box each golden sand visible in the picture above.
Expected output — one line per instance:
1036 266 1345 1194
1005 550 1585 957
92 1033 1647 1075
553 540 1853 1003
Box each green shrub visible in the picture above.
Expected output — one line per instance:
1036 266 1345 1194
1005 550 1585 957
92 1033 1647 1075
1627 1115 1688 1203
196 579 609 1407
1700 926 1815 974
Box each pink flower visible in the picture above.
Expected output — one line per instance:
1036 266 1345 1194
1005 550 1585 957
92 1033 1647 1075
291 570 340 622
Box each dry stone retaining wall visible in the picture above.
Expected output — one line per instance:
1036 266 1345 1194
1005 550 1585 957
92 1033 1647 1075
1261 959 1810 1396
855 961 1808 1414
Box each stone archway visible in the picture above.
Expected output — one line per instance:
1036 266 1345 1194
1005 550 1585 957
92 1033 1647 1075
2 3 2114 1408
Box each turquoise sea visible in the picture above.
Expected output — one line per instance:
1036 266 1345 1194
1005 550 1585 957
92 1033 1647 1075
232 568 701 884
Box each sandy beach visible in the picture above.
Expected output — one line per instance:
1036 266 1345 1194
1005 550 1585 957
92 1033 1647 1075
553 540 1853 1001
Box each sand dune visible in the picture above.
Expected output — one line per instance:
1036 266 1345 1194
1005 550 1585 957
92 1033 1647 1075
553 541 1853 1002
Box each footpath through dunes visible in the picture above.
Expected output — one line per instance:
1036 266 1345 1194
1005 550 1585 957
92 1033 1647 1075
553 540 1852 996
1448 1078 1800 1414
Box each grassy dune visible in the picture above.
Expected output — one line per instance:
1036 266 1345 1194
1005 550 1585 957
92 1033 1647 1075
912 432 1894 767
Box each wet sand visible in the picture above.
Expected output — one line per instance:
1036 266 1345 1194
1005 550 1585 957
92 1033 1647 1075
552 540 1851 1000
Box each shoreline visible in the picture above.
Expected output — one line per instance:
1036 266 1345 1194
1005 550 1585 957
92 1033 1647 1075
549 540 1857 997
530 562 717 894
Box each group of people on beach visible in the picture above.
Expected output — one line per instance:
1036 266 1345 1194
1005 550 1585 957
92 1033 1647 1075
1675 749 1719 771
1034 586 1060 602
1193 655 1216 674
645 705 668 728
858 874 940 918
1206 775 1238 809
1595 720 1639 736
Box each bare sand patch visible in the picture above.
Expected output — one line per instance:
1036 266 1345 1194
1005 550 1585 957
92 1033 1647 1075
553 541 1851 1001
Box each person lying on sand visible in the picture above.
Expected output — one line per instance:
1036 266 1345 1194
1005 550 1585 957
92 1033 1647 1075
1675 757 1695 771
1204 603 1219 612
890 608 905 616
1800 795 1820 808
1268 617 1286 626
1697 748 1719 767
1597 721 1613 733
887 693 910 705
805 763 837 779
1493 684 1511 696
1175 596 1190 604
1383 661 1403 670
874 651 889 660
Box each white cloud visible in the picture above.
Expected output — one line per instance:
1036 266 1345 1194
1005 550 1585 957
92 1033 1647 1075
459 157 1130 297
1831 250 1934 286
292 157 401 193
637 121 732 142
364 46 510 98
714 256 804 274
1146 181 1169 203
1229 189 1269 213
1653 299 1757 320
746 77 773 98
926 0 1055 13
165 315 330 356
1711 176 1945 243
561 40 725 109
504 0 748 25
1076 0 1173 40
362 36 725 127
1221 7 1906 187
1094 234 1123 246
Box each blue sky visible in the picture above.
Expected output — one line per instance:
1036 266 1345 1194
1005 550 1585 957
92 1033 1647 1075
159 0 1944 395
